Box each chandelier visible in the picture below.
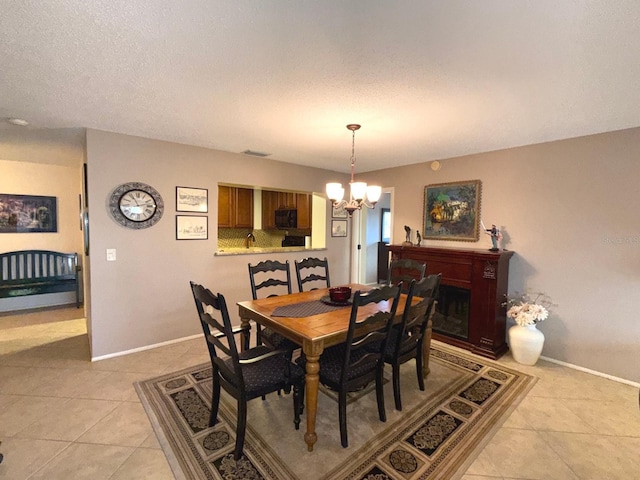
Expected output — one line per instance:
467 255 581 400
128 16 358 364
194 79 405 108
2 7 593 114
326 124 382 217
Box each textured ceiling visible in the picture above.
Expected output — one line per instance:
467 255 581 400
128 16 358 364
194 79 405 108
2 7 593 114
2 1 640 172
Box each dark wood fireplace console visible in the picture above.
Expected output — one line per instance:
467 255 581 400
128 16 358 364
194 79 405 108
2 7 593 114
388 244 514 359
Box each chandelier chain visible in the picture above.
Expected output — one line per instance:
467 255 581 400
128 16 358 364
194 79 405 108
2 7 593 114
350 128 356 183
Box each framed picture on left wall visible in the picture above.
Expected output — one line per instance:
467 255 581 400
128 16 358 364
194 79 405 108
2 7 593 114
332 204 348 218
331 219 348 237
0 194 58 233
176 215 208 240
176 186 208 213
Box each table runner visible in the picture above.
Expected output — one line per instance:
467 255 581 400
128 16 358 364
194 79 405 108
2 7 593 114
271 299 350 317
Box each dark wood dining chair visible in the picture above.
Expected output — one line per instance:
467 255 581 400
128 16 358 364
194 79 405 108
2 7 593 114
315 284 401 448
248 260 298 354
383 274 441 411
294 256 331 292
387 258 426 293
189 281 304 460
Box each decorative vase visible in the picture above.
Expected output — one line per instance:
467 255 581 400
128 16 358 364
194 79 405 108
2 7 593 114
508 324 545 365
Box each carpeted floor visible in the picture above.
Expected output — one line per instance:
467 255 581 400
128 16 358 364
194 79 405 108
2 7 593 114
135 342 536 480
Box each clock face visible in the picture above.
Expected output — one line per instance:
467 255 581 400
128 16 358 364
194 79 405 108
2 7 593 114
119 189 157 222
109 182 164 229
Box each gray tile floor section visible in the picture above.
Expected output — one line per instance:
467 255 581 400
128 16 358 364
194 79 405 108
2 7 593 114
1 306 639 479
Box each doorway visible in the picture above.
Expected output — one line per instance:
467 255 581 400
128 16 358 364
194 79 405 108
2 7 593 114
354 188 393 285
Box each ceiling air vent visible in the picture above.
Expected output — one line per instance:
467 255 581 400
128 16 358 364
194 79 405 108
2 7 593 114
242 150 271 157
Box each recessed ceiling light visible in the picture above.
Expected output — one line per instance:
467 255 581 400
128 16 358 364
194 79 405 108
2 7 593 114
242 150 271 157
7 118 29 126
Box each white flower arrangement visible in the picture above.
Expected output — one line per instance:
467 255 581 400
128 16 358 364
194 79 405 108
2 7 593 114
504 291 554 327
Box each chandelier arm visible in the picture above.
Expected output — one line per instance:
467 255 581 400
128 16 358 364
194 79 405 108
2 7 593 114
336 198 378 217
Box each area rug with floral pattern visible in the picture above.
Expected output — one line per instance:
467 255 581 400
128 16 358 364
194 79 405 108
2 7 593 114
135 341 535 480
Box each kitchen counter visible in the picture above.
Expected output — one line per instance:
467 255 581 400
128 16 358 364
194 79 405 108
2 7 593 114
215 246 326 256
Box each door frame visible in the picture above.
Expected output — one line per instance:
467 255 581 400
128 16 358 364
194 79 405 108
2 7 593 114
353 187 394 284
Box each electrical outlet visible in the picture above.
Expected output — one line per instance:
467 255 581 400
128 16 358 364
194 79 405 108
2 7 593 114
106 249 117 261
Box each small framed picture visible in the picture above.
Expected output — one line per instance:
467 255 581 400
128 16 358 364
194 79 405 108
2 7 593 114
176 215 208 240
176 186 208 213
332 204 348 218
331 219 348 237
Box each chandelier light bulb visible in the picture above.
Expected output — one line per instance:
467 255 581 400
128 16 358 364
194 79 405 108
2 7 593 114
350 182 367 202
326 183 344 203
366 185 382 204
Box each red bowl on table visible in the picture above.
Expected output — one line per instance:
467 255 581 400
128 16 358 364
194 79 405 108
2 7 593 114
329 286 352 303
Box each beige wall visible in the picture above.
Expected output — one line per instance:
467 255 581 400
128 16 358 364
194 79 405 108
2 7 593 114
85 129 350 358
0 159 82 252
360 127 640 383
9 125 636 382
0 159 83 310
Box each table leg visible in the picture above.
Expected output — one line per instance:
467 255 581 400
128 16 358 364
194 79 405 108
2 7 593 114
422 308 435 377
303 341 322 452
422 330 432 377
239 316 251 351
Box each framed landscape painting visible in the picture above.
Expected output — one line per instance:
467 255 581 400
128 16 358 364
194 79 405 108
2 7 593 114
423 180 481 241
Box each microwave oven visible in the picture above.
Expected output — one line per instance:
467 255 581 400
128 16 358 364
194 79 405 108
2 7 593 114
275 208 297 229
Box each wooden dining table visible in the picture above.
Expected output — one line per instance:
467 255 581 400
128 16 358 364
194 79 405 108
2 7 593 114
237 283 427 452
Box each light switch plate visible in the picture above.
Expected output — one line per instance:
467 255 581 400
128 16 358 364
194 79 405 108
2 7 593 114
106 249 117 261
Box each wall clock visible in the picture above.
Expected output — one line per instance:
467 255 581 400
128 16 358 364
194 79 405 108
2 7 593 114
108 182 164 229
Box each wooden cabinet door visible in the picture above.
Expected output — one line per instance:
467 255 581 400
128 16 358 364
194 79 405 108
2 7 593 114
296 193 311 229
262 190 279 229
218 185 233 228
277 192 296 209
218 186 253 228
234 187 254 228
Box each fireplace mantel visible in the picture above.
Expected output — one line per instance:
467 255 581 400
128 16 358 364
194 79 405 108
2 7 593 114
388 244 514 359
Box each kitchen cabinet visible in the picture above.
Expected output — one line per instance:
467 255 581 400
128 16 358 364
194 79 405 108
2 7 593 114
261 190 312 230
218 186 253 228
261 190 279 229
218 186 233 228
277 192 296 209
295 193 311 229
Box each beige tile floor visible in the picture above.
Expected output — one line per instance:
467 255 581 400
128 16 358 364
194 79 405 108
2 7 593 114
1 306 639 480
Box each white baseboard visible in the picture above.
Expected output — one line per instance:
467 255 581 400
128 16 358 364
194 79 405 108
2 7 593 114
539 355 640 388
89 334 640 389
91 333 202 362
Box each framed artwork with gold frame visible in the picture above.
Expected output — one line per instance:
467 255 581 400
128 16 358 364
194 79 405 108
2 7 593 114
423 180 481 241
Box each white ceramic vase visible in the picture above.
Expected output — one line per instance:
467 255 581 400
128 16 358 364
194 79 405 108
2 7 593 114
508 324 545 365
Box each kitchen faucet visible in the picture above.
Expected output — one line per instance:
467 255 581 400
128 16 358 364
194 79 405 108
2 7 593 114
245 232 256 248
